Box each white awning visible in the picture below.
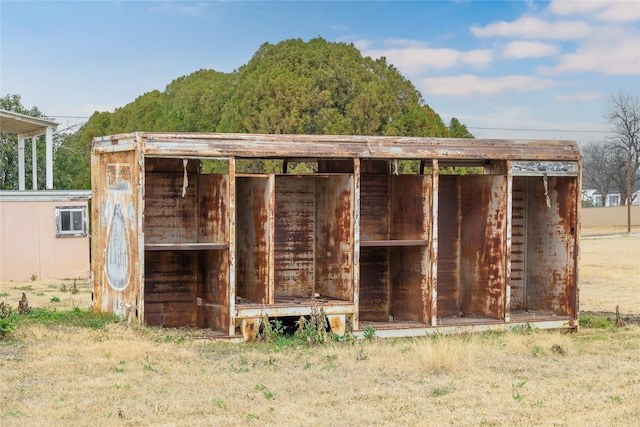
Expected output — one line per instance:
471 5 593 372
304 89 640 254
0 109 59 190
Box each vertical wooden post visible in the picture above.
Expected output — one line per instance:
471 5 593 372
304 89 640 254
18 138 25 191
46 126 54 189
505 161 512 323
31 136 38 190
228 156 237 337
353 158 360 330
430 159 439 326
627 151 631 233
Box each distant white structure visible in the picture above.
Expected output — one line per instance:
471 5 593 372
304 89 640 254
582 188 640 207
0 109 58 190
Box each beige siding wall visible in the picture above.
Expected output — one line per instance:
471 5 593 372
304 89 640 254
581 205 640 228
0 200 90 281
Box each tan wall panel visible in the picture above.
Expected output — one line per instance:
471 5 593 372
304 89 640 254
582 205 640 228
0 200 90 281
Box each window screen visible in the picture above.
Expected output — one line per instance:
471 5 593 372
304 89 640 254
56 206 87 237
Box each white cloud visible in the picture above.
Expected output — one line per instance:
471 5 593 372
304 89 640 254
471 16 589 40
502 41 560 59
362 43 493 74
418 74 554 96
548 0 640 23
352 39 372 50
540 37 640 75
553 92 606 102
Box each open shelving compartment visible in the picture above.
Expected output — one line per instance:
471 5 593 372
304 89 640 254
509 164 579 324
233 159 356 339
358 160 433 329
435 160 508 326
143 158 230 334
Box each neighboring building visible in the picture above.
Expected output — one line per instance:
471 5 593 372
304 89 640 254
0 109 91 281
583 188 640 207
0 190 91 281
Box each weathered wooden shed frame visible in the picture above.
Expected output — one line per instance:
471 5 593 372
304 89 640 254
91 132 581 340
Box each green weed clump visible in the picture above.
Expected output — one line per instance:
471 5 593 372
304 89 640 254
16 306 120 330
579 314 615 329
258 305 342 347
0 302 16 338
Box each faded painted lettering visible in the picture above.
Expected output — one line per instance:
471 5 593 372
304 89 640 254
107 164 132 193
106 203 130 290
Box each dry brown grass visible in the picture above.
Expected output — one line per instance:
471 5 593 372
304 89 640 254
580 235 640 314
1 235 639 426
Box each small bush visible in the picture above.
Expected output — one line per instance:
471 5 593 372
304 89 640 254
580 314 614 328
0 302 16 338
363 326 376 340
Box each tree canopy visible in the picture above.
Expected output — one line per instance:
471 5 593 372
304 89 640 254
8 37 474 189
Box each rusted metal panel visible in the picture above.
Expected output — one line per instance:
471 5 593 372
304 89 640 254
524 176 578 317
390 246 427 322
315 175 354 301
92 149 142 323
459 175 507 319
236 176 270 304
143 172 200 244
390 175 429 240
359 247 391 321
274 176 316 298
235 300 355 319
360 174 391 241
117 132 581 162
510 177 528 310
198 249 229 332
144 250 198 327
436 175 460 317
199 174 229 243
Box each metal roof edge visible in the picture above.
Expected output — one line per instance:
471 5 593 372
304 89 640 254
0 190 92 202
0 109 59 128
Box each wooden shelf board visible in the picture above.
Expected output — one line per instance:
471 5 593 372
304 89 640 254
360 239 428 247
145 242 228 251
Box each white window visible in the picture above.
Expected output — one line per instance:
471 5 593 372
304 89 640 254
56 206 87 237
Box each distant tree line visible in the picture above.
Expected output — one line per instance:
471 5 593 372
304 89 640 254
3 38 475 189
582 93 640 206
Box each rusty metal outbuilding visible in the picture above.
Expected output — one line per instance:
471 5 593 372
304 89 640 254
91 133 581 340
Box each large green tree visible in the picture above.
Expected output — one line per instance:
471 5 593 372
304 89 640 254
48 37 473 187
218 38 441 136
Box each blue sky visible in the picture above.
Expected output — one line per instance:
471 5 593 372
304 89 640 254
1 0 639 144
